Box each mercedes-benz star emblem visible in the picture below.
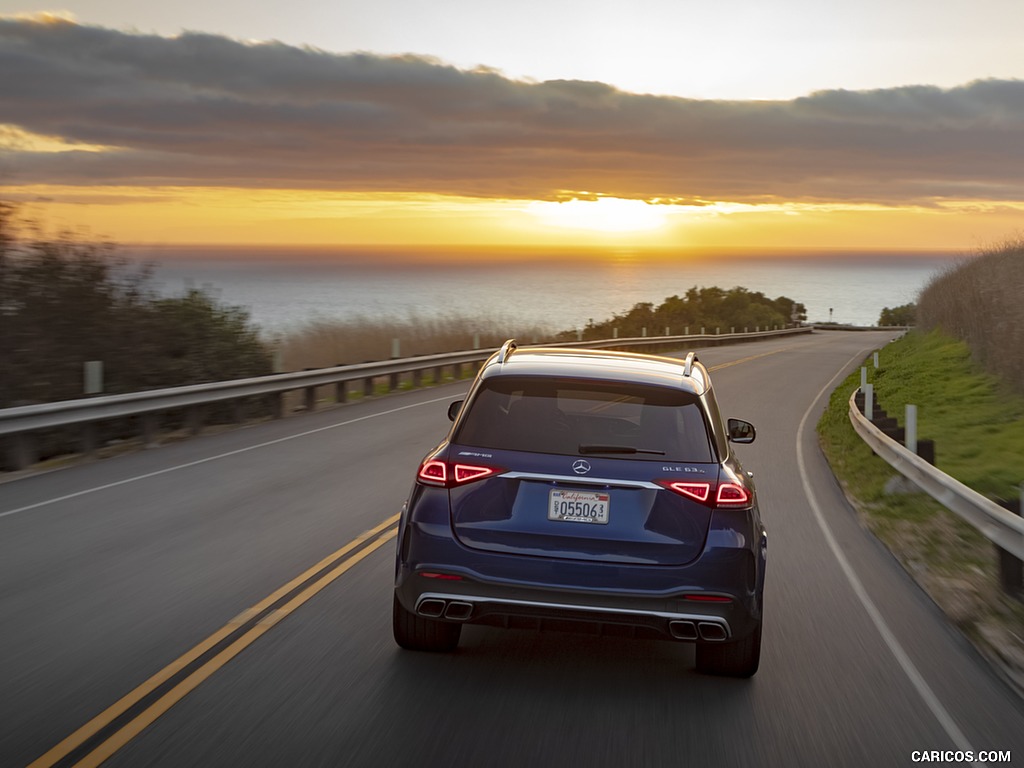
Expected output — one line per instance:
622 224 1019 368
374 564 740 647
572 459 592 475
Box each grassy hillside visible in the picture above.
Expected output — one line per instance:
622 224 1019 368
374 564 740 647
818 329 1024 676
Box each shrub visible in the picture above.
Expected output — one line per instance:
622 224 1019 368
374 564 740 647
917 238 1024 393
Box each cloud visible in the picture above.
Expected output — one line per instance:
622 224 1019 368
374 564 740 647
1 17 1022 204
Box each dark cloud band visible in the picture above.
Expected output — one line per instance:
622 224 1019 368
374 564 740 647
1 17 1022 203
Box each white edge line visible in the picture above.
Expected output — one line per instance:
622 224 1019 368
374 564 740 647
796 348 985 764
0 393 463 520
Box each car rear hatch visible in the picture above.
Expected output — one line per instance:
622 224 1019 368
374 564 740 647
438 374 724 566
442 448 718 566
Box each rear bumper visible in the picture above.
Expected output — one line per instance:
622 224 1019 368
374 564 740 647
409 588 734 642
395 514 766 642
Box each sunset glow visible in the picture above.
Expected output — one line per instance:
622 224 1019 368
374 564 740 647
1 9 1023 254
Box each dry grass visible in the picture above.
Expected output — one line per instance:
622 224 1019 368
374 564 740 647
271 313 555 372
918 237 1024 393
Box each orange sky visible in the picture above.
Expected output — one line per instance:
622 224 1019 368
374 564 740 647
2 17 1023 253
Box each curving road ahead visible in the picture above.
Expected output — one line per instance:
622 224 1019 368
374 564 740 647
2 331 1022 767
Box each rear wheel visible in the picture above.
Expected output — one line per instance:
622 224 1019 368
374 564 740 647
695 621 761 677
392 593 462 652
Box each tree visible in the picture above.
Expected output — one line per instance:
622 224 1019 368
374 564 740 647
0 203 272 408
878 303 916 327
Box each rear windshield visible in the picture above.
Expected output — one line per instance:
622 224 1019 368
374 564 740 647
454 376 715 462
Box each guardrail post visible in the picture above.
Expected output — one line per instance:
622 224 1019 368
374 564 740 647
389 371 400 391
336 380 348 404
141 413 159 445
270 393 284 420
364 377 375 397
412 369 423 388
8 433 36 470
996 486 1023 600
304 385 316 411
186 405 204 436
434 365 445 385
81 422 98 456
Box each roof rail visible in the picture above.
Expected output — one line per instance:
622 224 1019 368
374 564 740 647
682 352 698 377
497 339 517 364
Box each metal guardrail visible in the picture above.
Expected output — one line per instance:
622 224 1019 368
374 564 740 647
0 327 811 470
848 387 1024 561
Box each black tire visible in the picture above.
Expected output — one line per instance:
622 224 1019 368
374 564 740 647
392 593 462 652
695 621 761 677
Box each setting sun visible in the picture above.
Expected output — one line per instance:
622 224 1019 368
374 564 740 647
527 197 671 232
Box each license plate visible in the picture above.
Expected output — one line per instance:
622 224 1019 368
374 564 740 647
548 489 610 525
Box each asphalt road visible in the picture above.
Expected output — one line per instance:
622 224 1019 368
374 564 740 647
3 331 1023 767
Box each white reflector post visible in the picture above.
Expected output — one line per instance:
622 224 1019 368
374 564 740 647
84 361 103 395
905 404 918 454
864 383 874 420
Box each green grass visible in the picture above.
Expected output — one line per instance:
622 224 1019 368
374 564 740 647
818 329 1024 664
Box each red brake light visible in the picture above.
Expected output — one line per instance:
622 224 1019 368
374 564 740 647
418 460 447 486
657 481 711 502
716 483 751 506
417 459 502 487
657 478 751 507
453 464 500 484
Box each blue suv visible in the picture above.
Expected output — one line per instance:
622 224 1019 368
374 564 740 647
393 341 766 676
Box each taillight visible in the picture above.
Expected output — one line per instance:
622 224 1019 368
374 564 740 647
716 483 751 506
656 478 752 508
417 459 503 488
656 481 711 502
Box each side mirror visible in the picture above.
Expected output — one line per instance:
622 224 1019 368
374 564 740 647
447 400 464 422
727 418 756 444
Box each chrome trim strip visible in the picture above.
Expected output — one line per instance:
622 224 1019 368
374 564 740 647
499 471 660 490
415 592 732 638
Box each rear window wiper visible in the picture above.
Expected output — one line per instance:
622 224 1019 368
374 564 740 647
577 444 666 455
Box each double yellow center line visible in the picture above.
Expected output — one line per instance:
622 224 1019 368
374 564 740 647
31 515 400 768
32 340 803 766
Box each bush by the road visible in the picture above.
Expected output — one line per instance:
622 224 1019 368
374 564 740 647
0 204 272 409
918 238 1024 393
877 303 916 327
564 286 806 341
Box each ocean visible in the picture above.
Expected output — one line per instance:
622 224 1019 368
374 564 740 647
135 246 957 337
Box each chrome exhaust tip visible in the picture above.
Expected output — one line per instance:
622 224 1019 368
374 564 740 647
669 620 698 641
697 622 728 642
444 601 473 621
418 599 446 618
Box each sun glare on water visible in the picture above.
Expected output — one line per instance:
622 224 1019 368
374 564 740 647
527 197 670 232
